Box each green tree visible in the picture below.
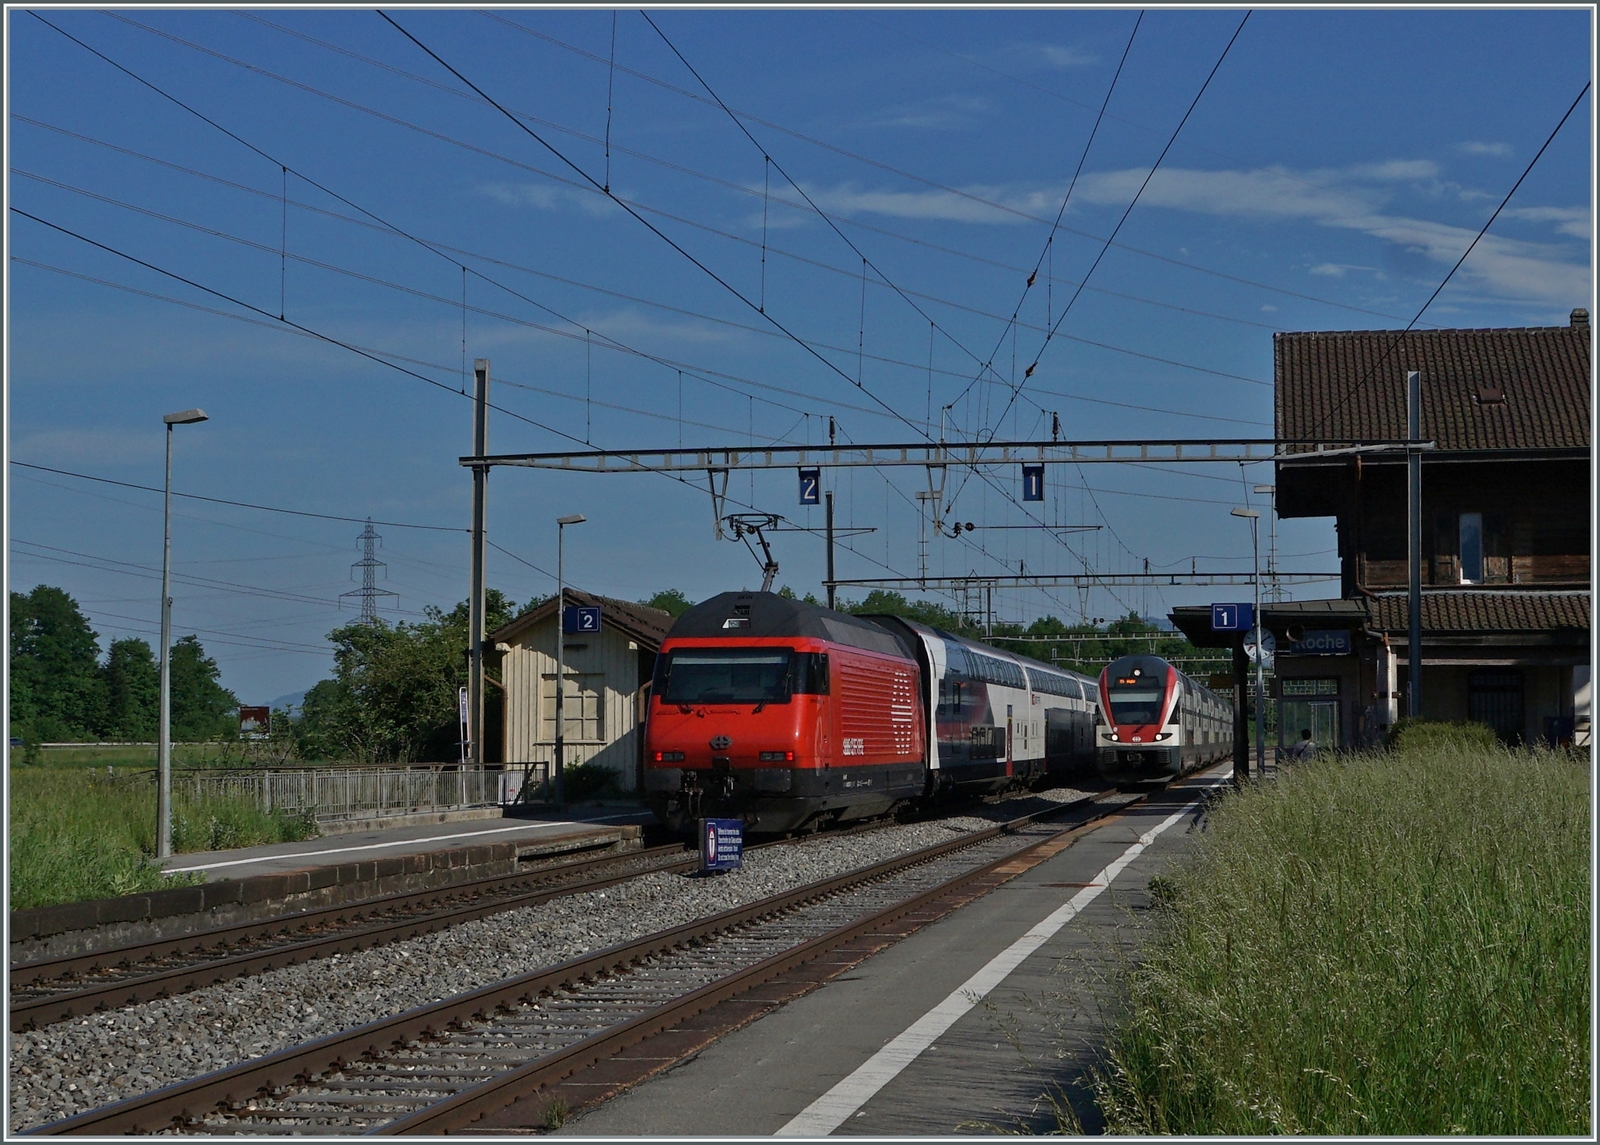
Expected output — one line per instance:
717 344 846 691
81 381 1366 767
168 634 239 740
103 637 159 741
639 588 694 617
8 585 106 741
297 590 516 763
842 590 980 636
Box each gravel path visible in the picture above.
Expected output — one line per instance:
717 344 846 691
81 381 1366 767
8 787 1092 1131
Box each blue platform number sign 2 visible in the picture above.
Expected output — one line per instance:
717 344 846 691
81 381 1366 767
798 467 821 506
1210 602 1253 632
700 817 743 872
1022 463 1045 502
563 605 601 635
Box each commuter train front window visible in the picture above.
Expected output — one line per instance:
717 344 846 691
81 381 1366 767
1107 685 1165 725
660 649 795 705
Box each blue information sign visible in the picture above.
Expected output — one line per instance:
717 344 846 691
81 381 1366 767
699 817 744 872
563 605 601 634
798 467 821 506
1210 602 1254 632
1022 463 1045 502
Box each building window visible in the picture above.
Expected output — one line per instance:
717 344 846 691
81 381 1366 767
1459 512 1484 584
541 673 603 741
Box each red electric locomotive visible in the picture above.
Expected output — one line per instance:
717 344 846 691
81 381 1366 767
643 591 926 833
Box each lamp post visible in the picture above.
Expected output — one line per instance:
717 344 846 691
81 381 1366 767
158 408 209 859
553 513 586 807
1231 507 1264 780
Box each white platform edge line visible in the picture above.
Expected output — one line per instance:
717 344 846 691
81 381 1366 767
776 786 1217 1137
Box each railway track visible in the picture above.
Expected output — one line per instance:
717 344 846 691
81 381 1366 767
25 787 1147 1136
8 801 1006 1033
8 843 695 1033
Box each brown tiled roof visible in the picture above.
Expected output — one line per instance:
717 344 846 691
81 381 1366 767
1275 317 1590 452
489 589 675 650
1367 590 1590 635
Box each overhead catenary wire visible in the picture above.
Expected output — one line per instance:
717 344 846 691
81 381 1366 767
11 160 1277 396
952 10 1143 413
1303 78 1593 440
373 11 1110 601
481 10 1431 328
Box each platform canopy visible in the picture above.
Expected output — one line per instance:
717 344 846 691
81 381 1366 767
1169 598 1369 649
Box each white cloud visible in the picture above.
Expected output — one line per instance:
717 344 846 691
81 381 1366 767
1457 140 1512 156
1067 162 1589 305
1037 43 1098 69
778 182 1053 225
477 182 617 218
1309 262 1378 278
860 94 991 130
1501 206 1592 240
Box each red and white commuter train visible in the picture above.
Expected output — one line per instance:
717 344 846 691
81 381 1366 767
1095 654 1235 784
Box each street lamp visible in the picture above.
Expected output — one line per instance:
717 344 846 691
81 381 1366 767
1231 507 1265 781
158 408 209 859
553 513 586 807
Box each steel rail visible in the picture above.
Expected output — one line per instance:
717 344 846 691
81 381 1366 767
8 843 692 1031
27 792 1113 1136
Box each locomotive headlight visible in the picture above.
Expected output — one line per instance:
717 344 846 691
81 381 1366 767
654 751 686 763
759 750 795 762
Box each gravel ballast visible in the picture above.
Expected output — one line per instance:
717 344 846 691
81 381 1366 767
8 788 1092 1131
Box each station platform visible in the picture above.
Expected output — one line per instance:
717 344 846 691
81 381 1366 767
548 768 1229 1137
157 804 656 881
11 805 657 961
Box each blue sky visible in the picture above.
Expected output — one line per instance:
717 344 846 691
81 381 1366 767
7 6 1594 705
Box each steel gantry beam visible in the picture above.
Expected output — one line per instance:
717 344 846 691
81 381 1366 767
826 572 1338 590
459 438 1418 473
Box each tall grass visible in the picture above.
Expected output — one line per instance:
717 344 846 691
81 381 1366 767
1095 744 1590 1135
8 768 316 910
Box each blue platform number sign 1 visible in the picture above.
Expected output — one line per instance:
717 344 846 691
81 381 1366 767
700 817 744 872
1210 602 1254 632
563 605 601 635
1022 463 1045 502
798 467 821 506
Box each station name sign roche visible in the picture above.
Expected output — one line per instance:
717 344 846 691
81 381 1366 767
1285 629 1352 655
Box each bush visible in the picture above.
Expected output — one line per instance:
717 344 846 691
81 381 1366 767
1388 717 1501 752
1093 742 1589 1135
559 760 621 803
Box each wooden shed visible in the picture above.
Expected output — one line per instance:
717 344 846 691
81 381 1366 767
489 591 675 793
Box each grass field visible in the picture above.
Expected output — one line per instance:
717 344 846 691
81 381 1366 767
1093 740 1590 1135
8 768 317 910
24 743 274 769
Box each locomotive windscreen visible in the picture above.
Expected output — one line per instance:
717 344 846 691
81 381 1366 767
661 649 791 705
657 648 831 705
1106 683 1165 724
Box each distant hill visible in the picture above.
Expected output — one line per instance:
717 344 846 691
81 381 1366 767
266 689 308 714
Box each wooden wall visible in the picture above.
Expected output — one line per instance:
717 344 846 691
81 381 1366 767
499 614 649 792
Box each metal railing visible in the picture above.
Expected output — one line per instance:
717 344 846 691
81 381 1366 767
175 764 548 823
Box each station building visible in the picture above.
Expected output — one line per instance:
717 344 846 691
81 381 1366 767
488 591 674 793
1173 308 1591 749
